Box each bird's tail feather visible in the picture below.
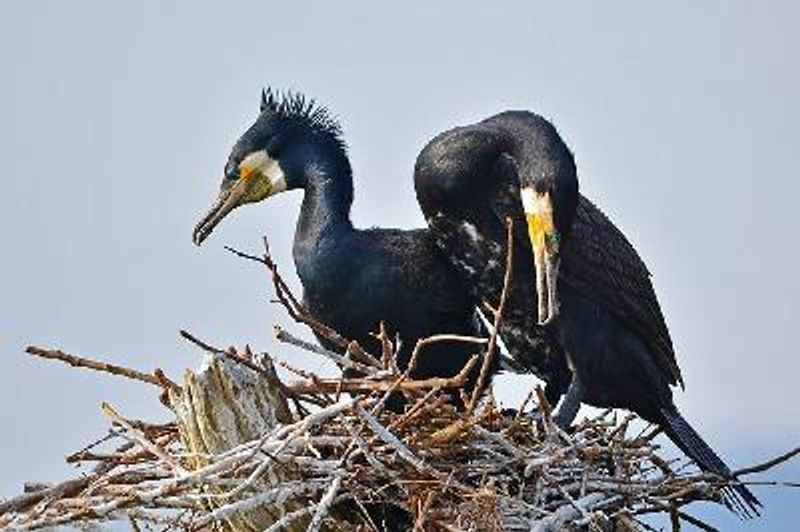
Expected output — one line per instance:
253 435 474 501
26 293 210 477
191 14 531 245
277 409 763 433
659 407 762 518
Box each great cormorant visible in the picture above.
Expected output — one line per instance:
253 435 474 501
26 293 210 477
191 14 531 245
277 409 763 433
414 110 761 515
192 89 490 404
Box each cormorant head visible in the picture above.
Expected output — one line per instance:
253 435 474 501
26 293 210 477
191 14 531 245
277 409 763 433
192 88 347 246
415 111 578 325
506 112 578 325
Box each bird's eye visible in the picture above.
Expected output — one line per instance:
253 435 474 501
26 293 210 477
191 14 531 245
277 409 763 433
225 164 240 181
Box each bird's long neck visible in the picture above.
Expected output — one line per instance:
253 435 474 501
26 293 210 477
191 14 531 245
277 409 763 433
293 157 355 285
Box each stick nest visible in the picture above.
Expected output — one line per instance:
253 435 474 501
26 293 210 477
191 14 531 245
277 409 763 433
2 238 795 531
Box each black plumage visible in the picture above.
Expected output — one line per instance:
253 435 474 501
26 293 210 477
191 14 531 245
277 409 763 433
193 90 487 406
414 118 574 404
414 110 761 516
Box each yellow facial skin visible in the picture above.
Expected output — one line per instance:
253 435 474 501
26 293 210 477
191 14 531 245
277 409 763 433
236 166 267 204
521 187 560 324
237 152 284 205
522 188 558 256
192 150 286 246
526 211 555 255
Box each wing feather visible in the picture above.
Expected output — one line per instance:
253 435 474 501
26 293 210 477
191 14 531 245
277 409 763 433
560 197 683 387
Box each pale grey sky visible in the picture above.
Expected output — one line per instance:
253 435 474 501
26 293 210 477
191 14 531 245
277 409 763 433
1 1 798 529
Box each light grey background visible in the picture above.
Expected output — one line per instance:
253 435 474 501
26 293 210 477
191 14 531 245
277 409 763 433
1 1 798 529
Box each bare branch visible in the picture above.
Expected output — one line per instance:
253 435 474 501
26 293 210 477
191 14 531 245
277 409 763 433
25 346 177 390
467 217 514 412
734 446 800 477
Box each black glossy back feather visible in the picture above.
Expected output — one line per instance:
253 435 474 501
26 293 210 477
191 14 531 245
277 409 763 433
562 197 682 387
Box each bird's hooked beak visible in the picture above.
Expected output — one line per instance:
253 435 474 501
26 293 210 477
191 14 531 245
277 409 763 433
192 178 248 246
521 187 561 325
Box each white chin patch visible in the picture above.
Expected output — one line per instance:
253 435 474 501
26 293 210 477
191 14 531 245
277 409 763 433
520 186 551 217
241 149 287 192
520 186 537 214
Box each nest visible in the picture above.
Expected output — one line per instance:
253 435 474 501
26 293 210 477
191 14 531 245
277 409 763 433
1 239 796 531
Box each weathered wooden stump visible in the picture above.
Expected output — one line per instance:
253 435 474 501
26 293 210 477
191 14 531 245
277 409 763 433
169 354 305 532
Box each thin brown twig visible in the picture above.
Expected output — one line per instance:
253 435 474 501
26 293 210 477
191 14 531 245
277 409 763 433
634 501 720 532
413 490 437 531
513 387 538 423
467 217 514 413
271 356 317 380
65 431 119 464
25 346 178 390
274 325 378 371
287 354 479 395
388 388 445 432
0 477 96 516
743 480 800 488
223 243 303 310
734 446 800 477
225 240 376 367
178 329 223 354
534 385 554 432
223 346 272 378
179 329 279 379
101 403 186 475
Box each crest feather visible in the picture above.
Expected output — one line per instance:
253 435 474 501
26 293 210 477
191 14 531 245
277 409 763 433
259 87 344 149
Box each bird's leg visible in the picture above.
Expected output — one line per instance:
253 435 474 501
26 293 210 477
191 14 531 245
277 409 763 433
553 373 583 429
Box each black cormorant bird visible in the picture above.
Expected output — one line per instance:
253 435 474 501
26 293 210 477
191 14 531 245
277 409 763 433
192 89 490 404
414 111 761 515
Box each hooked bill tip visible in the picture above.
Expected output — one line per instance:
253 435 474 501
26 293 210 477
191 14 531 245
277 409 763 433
192 224 210 247
537 313 556 327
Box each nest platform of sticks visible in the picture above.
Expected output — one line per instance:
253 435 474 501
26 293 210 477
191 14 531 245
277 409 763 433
2 239 797 532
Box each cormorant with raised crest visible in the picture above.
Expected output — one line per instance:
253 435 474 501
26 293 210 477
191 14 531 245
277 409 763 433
192 89 492 407
414 110 761 516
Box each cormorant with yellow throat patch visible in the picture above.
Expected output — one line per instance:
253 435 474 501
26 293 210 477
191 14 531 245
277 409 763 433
193 89 495 409
414 110 761 516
